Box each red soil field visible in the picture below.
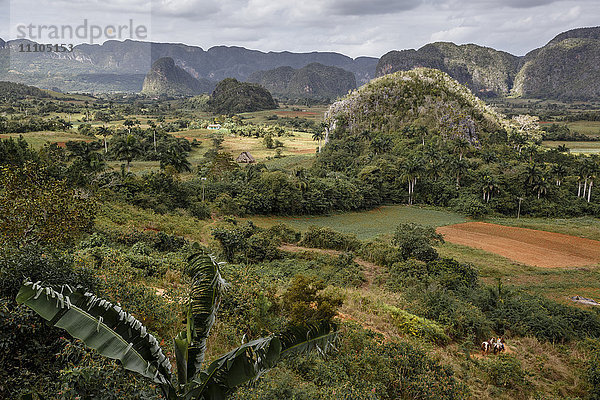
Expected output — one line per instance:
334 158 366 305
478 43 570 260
437 222 600 268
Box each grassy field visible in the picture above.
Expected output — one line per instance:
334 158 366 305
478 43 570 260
237 105 328 124
542 140 600 154
488 215 600 241
250 205 466 239
566 120 600 137
438 241 600 307
0 131 92 149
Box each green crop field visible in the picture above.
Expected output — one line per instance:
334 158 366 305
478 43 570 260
542 140 600 153
0 131 92 149
250 205 466 239
566 120 600 137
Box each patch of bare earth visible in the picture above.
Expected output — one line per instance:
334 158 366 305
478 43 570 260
437 222 600 268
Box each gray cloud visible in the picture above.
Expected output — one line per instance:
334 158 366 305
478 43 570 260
2 0 599 58
328 0 423 15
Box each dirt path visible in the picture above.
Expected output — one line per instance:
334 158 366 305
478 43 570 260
437 222 600 268
278 244 380 287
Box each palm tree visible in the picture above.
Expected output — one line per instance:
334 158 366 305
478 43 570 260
123 119 135 134
448 157 469 189
523 163 550 199
453 137 470 161
400 157 423 205
576 157 593 198
113 134 142 173
96 125 111 153
585 155 599 202
312 129 325 153
550 163 567 186
159 142 192 173
481 172 499 203
16 253 337 400
533 174 549 199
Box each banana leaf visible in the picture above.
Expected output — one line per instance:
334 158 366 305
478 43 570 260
182 253 227 383
184 323 338 400
16 281 174 389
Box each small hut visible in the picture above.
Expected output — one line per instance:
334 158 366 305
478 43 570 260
236 151 255 163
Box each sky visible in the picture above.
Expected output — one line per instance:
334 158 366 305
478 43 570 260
1 0 599 58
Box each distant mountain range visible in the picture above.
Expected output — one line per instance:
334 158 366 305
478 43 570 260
377 26 600 101
0 39 376 94
1 26 600 100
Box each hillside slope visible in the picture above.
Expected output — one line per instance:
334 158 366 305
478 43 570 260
326 67 508 142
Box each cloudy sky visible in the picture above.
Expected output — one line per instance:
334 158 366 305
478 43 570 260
1 0 599 58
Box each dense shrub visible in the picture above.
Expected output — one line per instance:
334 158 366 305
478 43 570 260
252 253 365 288
482 354 526 389
427 258 479 290
384 304 450 344
416 289 492 342
359 239 404 267
299 226 361 252
475 284 600 343
238 325 467 400
392 223 444 262
245 232 282 262
188 200 212 219
585 339 600 399
282 275 343 325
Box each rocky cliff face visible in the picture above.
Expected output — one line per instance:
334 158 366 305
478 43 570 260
248 63 356 100
141 57 213 97
512 27 600 100
376 42 521 97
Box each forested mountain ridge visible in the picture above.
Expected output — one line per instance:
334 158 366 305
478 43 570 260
512 27 600 100
0 38 377 93
376 42 521 97
248 63 356 101
141 57 214 97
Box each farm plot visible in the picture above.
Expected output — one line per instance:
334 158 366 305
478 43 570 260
437 222 600 268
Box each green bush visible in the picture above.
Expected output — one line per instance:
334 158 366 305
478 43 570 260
585 339 600 399
299 226 361 252
482 354 526 389
427 258 479 290
265 223 300 243
189 200 212 219
416 289 492 342
359 239 404 267
392 223 444 262
450 195 490 218
250 253 365 288
475 284 600 343
384 304 450 344
282 275 343 325
245 232 281 262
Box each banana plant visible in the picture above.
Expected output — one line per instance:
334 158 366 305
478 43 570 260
16 252 338 399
